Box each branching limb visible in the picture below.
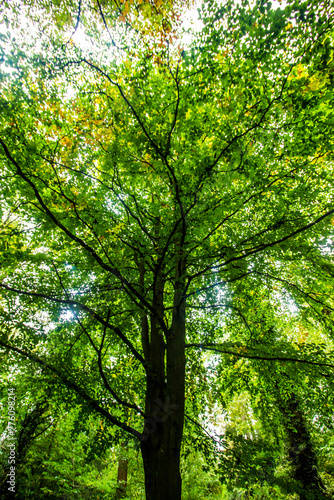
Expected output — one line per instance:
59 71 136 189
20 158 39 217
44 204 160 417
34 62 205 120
185 344 334 370
0 137 164 324
0 339 143 440
0 282 147 368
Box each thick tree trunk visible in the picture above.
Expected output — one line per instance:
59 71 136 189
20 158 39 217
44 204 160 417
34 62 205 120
140 254 186 500
141 430 182 500
140 324 185 500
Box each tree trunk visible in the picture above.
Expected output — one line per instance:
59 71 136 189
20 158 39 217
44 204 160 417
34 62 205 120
140 254 186 500
140 323 185 500
115 444 128 499
141 430 182 500
140 365 184 500
279 392 328 500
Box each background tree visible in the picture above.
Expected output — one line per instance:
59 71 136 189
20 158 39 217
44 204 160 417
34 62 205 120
0 0 334 499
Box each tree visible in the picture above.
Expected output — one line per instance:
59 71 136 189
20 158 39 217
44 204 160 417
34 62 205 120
0 0 334 499
115 444 128 499
0 360 129 499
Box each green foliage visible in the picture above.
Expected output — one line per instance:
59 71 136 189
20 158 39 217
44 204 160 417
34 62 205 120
181 451 222 500
0 0 334 498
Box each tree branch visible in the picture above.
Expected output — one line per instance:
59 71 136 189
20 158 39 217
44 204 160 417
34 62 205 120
0 137 162 323
0 282 147 369
185 344 334 370
0 339 143 440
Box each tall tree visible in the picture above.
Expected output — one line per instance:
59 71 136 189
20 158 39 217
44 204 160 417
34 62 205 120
0 0 334 499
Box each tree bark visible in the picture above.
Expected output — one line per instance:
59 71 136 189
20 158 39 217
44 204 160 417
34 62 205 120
140 331 185 500
140 254 186 500
141 435 182 500
115 444 128 499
